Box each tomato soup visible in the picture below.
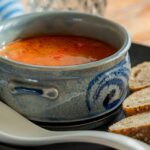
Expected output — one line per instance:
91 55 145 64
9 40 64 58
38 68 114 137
0 36 116 66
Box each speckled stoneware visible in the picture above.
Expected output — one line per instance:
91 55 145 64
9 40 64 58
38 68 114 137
0 12 131 122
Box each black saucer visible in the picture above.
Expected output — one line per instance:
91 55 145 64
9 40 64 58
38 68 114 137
1 43 150 150
34 104 124 131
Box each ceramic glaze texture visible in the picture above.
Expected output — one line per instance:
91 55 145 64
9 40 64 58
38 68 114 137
0 12 131 122
86 55 130 115
0 56 130 122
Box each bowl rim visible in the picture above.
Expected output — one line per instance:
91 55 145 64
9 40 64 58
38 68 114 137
0 11 131 71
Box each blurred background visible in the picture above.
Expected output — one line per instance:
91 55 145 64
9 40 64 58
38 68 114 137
1 0 150 46
105 0 150 46
26 0 150 46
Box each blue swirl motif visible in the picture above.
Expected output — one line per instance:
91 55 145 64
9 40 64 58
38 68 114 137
85 58 130 112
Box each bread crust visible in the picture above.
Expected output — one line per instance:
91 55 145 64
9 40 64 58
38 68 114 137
129 62 150 91
123 87 150 116
123 104 150 116
109 124 150 144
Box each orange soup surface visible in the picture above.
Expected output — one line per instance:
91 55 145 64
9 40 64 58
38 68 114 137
0 36 116 66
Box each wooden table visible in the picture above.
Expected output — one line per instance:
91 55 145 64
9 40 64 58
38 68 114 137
105 0 150 46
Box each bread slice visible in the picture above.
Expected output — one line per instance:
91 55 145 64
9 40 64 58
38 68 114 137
123 87 150 116
109 112 150 144
129 62 150 91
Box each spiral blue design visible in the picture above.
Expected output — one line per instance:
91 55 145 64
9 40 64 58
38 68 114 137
85 57 130 112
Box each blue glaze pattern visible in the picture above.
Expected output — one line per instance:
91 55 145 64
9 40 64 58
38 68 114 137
86 57 130 112
14 87 43 95
0 12 131 122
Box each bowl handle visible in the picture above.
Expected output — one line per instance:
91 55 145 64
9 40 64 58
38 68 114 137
0 78 59 100
11 85 59 100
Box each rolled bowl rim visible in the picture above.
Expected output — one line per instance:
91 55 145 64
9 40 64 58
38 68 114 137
0 11 131 71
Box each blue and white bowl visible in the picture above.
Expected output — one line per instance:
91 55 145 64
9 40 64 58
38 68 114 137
0 12 131 123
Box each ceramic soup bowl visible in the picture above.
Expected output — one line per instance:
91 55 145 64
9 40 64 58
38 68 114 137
0 12 131 123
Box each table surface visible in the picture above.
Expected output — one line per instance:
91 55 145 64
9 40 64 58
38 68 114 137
105 0 150 46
